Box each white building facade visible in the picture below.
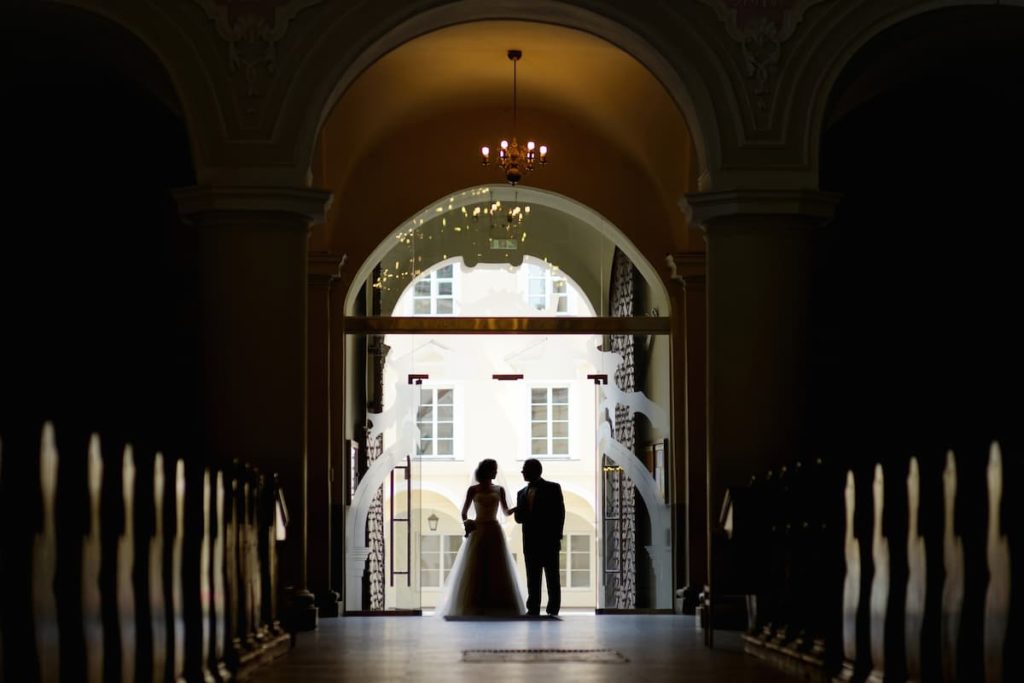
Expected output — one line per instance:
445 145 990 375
378 256 602 610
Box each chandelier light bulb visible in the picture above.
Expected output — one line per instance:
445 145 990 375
477 49 549 185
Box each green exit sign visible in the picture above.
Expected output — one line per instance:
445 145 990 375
489 238 518 250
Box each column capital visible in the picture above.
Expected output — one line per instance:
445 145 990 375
309 252 346 286
666 253 706 289
680 189 840 231
174 185 333 225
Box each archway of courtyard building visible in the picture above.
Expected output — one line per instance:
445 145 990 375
338 185 676 614
807 5 1024 680
382 485 598 611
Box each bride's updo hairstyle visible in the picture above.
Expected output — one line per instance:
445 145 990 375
474 458 498 483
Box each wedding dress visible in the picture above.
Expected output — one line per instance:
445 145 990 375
434 486 526 617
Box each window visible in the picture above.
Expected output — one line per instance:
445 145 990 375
559 534 591 588
526 263 568 314
421 534 461 588
530 387 569 456
412 264 455 315
416 387 455 457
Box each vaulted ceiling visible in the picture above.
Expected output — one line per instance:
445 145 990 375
313 21 699 280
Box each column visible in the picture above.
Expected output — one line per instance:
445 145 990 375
328 277 347 609
668 252 707 613
174 186 331 633
307 253 344 618
682 189 837 611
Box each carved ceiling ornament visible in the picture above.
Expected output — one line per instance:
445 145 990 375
699 0 831 124
195 0 323 98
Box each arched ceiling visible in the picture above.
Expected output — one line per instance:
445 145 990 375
326 21 692 189
823 6 1024 133
314 20 699 274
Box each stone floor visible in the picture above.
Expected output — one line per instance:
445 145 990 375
248 612 798 682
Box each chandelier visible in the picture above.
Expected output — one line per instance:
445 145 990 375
470 197 531 231
480 50 548 185
469 192 531 250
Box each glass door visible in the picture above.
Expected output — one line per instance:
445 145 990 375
593 312 674 611
445 332 602 612
380 333 448 613
344 329 624 613
343 331 422 613
341 195 674 612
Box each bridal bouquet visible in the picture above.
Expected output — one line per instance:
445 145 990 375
462 519 477 537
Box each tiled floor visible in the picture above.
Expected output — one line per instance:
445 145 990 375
249 613 797 682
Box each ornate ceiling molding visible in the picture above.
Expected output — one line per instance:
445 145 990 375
698 0 832 126
195 0 323 97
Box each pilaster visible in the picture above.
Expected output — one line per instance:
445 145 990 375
668 252 708 613
175 185 332 633
307 252 344 618
681 189 838 626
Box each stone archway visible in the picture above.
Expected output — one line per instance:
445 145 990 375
343 185 671 317
293 1 720 193
341 178 675 610
307 4 707 620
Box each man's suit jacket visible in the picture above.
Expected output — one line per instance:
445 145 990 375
515 478 565 555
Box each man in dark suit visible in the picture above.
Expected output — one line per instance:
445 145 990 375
514 458 565 616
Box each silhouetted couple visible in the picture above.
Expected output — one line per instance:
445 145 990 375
435 458 565 618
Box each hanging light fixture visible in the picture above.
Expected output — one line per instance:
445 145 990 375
480 50 548 185
468 188 531 251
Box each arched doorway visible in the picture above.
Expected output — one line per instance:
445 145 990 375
308 16 705 618
341 185 674 613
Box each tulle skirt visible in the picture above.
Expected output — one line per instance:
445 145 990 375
434 520 525 617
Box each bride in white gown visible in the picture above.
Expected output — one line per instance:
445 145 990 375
435 459 526 617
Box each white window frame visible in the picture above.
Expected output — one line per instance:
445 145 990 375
559 533 592 589
521 261 572 315
411 263 458 316
528 385 570 459
415 385 460 459
420 533 462 588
